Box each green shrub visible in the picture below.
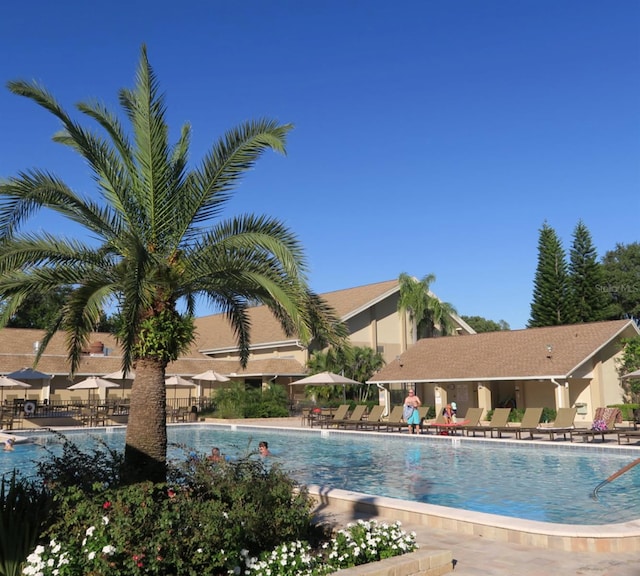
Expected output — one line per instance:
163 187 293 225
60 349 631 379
610 404 639 421
0 472 52 576
541 407 556 423
36 431 123 491
23 437 320 575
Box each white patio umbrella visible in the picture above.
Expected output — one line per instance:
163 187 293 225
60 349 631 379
289 371 363 401
165 375 196 402
192 370 230 398
192 370 230 383
67 377 120 404
0 376 31 405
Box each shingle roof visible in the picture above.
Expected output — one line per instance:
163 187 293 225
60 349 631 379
369 320 639 383
194 279 400 351
0 328 304 378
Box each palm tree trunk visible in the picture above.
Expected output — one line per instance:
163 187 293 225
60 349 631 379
123 357 168 484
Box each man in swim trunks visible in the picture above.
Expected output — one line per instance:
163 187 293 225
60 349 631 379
403 389 422 434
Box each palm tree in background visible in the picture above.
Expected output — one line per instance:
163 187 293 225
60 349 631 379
0 47 343 483
397 273 458 339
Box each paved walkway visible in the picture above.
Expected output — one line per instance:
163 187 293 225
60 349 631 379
214 417 640 576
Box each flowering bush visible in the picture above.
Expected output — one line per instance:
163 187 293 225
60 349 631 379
591 419 608 431
23 515 417 576
238 520 418 576
19 436 418 576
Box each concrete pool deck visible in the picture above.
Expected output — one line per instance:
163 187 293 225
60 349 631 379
207 417 640 576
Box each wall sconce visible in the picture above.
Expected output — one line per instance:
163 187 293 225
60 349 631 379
515 385 520 392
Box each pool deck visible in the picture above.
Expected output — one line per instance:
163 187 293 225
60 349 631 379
20 415 640 575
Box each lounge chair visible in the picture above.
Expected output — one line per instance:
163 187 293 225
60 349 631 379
533 407 577 441
428 407 483 435
369 405 405 432
354 405 386 430
463 408 510 438
423 411 446 434
617 430 640 445
570 407 623 443
415 406 430 433
331 404 368 428
513 407 544 440
312 404 349 427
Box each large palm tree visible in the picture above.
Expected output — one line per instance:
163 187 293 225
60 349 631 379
397 273 458 339
0 47 343 483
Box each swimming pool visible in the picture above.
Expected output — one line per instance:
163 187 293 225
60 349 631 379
3 424 639 526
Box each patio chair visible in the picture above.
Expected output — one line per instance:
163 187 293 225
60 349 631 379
363 405 405 432
313 404 349 427
463 408 510 438
331 404 368 428
429 407 483 435
354 404 386 430
488 408 516 438
513 407 544 439
415 406 431 433
0 409 14 431
535 407 578 441
448 407 484 435
423 411 446 434
570 407 623 443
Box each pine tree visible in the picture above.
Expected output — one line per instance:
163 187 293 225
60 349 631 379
529 222 573 327
568 220 607 322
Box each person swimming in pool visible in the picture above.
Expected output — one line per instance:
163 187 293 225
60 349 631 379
3 438 15 451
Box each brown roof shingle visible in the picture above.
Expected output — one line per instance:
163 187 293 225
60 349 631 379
369 320 639 383
193 279 400 351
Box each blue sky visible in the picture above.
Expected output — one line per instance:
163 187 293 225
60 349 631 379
1 1 638 329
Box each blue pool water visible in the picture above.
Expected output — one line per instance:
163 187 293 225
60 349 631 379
2 425 639 525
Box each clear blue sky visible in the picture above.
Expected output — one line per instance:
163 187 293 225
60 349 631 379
1 1 638 329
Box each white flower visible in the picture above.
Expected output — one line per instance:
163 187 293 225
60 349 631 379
102 516 109 525
87 551 96 560
102 545 116 555
86 525 96 537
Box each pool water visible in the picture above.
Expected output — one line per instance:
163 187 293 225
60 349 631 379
2 425 639 525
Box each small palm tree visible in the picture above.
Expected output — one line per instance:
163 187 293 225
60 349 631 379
397 273 458 339
0 46 343 483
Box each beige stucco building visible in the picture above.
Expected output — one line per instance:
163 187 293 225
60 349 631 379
369 319 640 426
0 279 472 405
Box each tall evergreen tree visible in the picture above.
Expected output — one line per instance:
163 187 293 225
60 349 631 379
601 242 640 321
568 220 608 322
529 222 573 327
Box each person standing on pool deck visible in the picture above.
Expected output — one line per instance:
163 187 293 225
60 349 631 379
403 389 422 434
